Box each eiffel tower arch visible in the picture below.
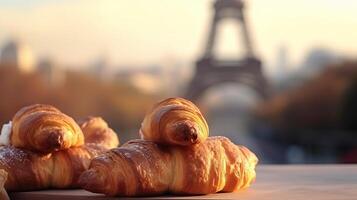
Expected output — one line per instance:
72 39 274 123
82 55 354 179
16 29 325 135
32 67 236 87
185 0 269 103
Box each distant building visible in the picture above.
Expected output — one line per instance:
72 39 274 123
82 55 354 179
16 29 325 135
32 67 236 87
115 65 165 94
275 45 290 78
89 55 110 80
301 48 341 73
0 39 35 73
38 57 65 87
273 48 342 92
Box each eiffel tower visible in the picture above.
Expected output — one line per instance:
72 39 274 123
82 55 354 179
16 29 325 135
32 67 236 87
185 0 269 102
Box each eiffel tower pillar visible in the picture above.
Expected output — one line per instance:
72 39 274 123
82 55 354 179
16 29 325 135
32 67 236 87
185 0 270 103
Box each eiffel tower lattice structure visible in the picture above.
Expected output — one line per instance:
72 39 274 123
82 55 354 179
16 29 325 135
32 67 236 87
185 0 270 102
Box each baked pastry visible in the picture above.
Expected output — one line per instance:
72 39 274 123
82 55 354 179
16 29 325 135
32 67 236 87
0 105 120 191
140 98 209 145
0 144 106 191
10 104 84 153
78 116 119 149
79 136 258 196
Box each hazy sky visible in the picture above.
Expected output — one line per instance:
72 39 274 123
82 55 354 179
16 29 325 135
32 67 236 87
0 0 357 73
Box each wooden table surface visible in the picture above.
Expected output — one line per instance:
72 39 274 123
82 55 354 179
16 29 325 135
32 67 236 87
9 165 357 200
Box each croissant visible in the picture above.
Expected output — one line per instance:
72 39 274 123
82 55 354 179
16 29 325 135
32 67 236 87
0 144 106 191
79 136 258 196
78 116 119 149
140 97 209 146
0 104 120 191
11 104 84 153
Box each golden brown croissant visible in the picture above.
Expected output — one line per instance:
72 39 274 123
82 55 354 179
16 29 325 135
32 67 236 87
140 97 209 146
0 144 106 191
79 136 258 196
78 116 119 149
0 105 120 192
11 104 84 153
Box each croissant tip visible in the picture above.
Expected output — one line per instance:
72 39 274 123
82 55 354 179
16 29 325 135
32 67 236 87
173 121 199 145
78 171 89 188
48 130 64 149
78 170 102 193
33 128 67 153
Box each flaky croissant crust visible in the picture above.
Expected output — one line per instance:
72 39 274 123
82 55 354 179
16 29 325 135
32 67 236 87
78 116 119 149
140 98 209 146
0 105 120 191
0 144 106 191
11 104 84 153
79 136 258 196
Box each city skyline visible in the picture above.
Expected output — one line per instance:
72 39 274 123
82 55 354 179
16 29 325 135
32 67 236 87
0 0 356 74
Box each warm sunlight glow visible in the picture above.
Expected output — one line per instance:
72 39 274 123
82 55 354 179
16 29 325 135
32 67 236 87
0 0 356 72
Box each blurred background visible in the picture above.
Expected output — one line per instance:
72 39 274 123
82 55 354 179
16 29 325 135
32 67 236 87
1 0 357 164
